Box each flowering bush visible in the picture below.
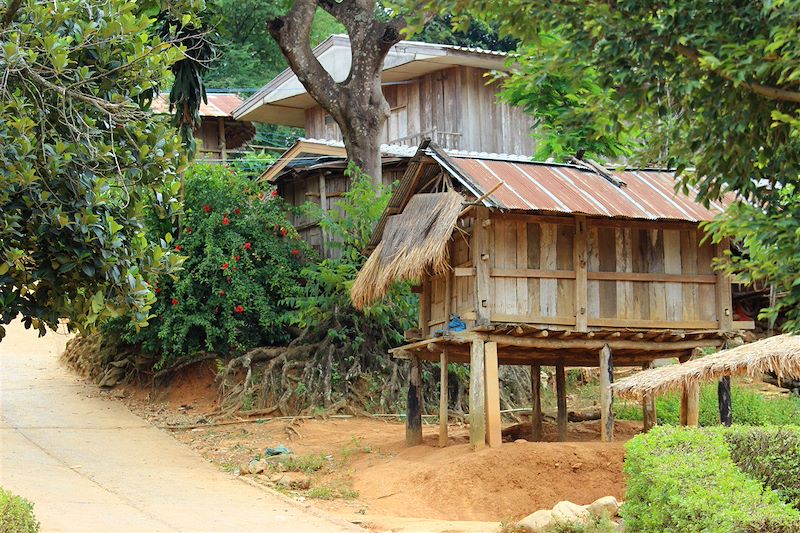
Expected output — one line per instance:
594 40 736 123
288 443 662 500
112 163 308 367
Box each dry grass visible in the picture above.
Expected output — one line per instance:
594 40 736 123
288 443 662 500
351 191 463 309
613 334 800 400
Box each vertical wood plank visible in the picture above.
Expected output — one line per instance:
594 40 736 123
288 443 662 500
663 229 683 321
680 230 699 321
473 207 491 326
685 382 700 427
615 228 633 319
642 362 657 432
516 221 528 317
419 279 431 337
484 342 502 448
527 223 541 317
586 226 600 318
469 339 486 450
598 227 617 318
555 361 567 442
599 345 614 442
631 230 650 319
540 224 558 317
697 234 717 321
647 229 667 321
439 349 449 446
557 224 575 319
574 216 588 331
531 364 543 441
406 356 423 446
715 239 733 331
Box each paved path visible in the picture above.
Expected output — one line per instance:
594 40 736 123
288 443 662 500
0 320 358 533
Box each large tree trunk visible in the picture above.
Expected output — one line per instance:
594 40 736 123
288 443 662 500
268 0 417 188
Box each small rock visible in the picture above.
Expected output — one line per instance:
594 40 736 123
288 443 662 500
515 438 528 443
587 496 620 518
265 453 295 464
517 509 553 533
274 472 312 490
247 459 265 475
571 462 583 470
551 501 590 523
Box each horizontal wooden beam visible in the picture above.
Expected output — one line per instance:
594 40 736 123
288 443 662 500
454 267 476 277
490 268 576 279
491 314 576 326
587 318 719 329
455 332 722 352
587 271 717 284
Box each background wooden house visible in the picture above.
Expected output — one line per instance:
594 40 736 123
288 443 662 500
153 92 256 162
352 141 753 449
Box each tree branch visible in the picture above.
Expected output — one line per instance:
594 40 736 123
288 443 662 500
1 0 21 29
675 43 800 104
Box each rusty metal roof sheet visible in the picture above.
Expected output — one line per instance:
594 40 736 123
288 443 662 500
152 93 246 118
441 155 731 222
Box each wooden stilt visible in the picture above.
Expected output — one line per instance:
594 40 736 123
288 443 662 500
484 342 502 448
718 376 732 427
439 348 449 446
406 356 423 446
680 382 700 427
469 339 486 450
531 364 543 441
555 361 567 442
599 344 614 442
642 362 657 432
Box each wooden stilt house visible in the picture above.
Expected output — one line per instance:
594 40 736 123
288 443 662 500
351 141 752 449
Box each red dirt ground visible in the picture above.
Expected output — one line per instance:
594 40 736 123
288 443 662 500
116 362 636 524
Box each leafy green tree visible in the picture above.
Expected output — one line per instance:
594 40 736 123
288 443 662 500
409 0 800 329
0 0 192 339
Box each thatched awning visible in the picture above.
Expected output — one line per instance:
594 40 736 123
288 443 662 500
351 191 463 309
612 334 800 400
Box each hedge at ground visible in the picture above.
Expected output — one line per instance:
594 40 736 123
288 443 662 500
725 426 800 510
615 382 800 426
622 426 800 532
0 488 39 533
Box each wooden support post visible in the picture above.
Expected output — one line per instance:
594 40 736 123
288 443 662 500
469 339 486 450
406 356 423 446
473 206 491 326
484 342 502 448
530 364 543 441
715 239 733 332
555 361 567 442
439 348 449 447
680 382 700 427
574 215 588 332
599 344 614 442
718 376 732 427
419 279 431 338
642 362 657 432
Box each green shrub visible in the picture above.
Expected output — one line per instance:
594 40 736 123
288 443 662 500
109 163 308 366
615 382 800 426
622 426 800 532
725 426 800 509
0 488 39 533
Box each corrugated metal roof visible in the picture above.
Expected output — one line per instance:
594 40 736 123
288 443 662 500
442 155 730 222
152 93 245 118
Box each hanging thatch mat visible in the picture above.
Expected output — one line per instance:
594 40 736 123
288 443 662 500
351 191 464 310
612 334 800 400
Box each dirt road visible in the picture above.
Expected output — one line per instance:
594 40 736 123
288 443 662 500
0 320 358 533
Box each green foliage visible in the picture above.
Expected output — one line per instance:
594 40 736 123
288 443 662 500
615 383 800 427
286 164 416 354
545 515 617 533
725 426 800 509
0 0 189 340
111 163 306 365
0 488 39 533
284 453 327 474
622 426 800 532
412 15 516 51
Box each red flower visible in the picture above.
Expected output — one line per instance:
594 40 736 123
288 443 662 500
258 192 265 201
171 298 178 306
203 205 211 213
155 288 161 294
244 242 252 250
280 228 287 237
234 304 245 314
222 216 230 226
270 190 279 198
185 228 192 234
222 263 229 269
291 249 299 256
234 208 241 215
175 245 183 251
233 267 238 271
219 290 225 297
235 255 240 261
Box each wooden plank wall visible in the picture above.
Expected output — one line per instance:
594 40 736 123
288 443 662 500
304 66 536 155
421 214 727 333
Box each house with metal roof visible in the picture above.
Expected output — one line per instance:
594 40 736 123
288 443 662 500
153 92 255 162
350 140 751 450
